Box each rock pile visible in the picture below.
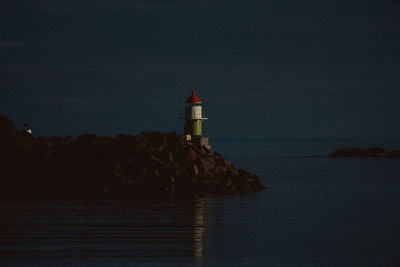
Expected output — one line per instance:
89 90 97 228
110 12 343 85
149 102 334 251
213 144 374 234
0 115 266 199
115 132 266 196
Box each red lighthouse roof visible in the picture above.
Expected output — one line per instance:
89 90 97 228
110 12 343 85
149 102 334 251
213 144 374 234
185 90 202 103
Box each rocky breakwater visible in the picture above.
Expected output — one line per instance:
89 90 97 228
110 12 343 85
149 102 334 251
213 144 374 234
116 132 266 196
330 147 400 157
0 115 265 199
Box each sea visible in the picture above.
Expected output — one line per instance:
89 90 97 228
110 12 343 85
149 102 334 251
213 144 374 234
1 139 400 266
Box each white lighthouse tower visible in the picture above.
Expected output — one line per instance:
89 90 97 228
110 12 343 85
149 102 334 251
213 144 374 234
183 90 211 150
184 90 207 137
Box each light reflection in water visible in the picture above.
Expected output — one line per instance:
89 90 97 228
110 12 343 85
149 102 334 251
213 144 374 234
192 198 205 259
0 198 211 265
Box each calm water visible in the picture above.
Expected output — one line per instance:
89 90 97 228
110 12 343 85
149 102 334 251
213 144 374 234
1 140 400 266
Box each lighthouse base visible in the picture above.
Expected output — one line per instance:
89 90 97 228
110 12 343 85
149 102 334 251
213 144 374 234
192 137 212 151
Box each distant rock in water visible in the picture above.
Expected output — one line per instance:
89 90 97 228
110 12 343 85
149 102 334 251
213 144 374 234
330 147 400 158
0 115 266 200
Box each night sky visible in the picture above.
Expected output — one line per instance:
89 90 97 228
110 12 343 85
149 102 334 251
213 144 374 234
1 0 400 139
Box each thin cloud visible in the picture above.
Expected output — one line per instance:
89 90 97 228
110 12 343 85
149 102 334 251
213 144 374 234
0 41 27 48
34 97 84 105
32 96 132 110
2 0 227 11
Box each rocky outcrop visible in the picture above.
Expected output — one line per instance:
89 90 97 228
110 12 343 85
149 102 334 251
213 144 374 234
330 147 400 157
0 115 266 200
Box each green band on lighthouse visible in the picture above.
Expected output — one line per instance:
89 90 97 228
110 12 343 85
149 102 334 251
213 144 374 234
192 120 202 136
184 120 202 137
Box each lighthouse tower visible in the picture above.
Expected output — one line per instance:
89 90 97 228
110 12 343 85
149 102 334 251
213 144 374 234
183 90 211 150
184 90 207 137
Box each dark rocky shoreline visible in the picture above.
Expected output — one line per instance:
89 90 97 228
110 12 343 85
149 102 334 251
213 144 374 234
330 147 400 158
0 115 266 200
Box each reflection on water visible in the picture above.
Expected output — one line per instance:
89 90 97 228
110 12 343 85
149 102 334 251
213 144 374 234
190 198 206 260
0 198 210 266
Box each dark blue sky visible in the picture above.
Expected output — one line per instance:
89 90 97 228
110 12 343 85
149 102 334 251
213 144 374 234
1 0 400 139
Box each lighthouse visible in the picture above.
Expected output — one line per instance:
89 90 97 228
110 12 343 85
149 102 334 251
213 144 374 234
183 90 211 150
